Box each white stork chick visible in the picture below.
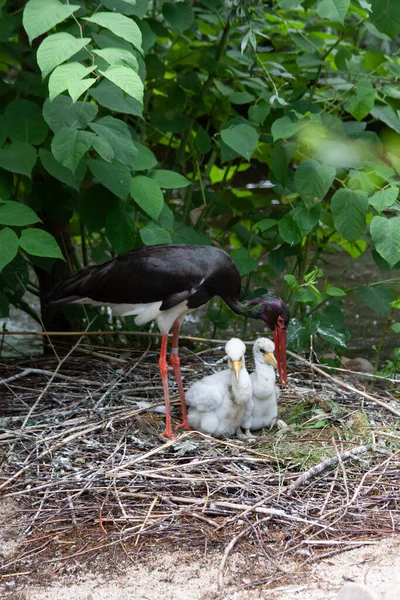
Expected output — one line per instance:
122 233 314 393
186 338 253 439
241 338 286 436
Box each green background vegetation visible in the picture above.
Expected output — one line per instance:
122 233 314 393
0 0 400 370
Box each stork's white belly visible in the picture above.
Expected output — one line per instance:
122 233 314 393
75 298 194 334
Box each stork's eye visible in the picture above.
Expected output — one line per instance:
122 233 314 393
259 348 266 353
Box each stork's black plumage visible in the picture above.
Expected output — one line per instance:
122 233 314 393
46 244 290 439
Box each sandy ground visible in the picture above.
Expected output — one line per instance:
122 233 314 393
2 531 400 600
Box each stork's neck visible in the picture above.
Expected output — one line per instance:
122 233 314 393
225 297 263 320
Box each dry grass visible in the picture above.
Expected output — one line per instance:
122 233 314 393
0 336 399 591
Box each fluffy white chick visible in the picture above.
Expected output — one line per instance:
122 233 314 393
242 338 286 435
186 338 253 439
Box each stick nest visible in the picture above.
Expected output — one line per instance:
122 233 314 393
0 339 399 588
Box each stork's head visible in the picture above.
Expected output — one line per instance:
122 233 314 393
225 337 247 382
257 295 289 386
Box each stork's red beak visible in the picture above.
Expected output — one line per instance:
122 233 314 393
273 325 287 386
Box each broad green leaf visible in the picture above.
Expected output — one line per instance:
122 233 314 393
51 128 95 173
271 116 304 141
295 160 336 208
370 215 400 267
279 0 306 7
140 222 172 246
231 248 258 277
195 127 212 154
0 254 30 301
278 214 302 244
84 12 143 54
90 80 143 117
220 125 258 161
255 218 277 232
23 0 80 44
19 228 64 259
95 47 139 71
43 96 98 133
326 286 346 297
346 80 376 121
331 189 368 241
68 78 97 103
370 0 400 38
92 136 114 162
248 102 270 125
316 0 350 24
162 2 194 31
294 288 318 303
48 63 95 102
100 65 144 104
88 116 137 166
105 204 136 253
5 100 48 145
131 176 164 220
0 142 37 178
357 285 393 316
0 228 19 272
0 202 41 226
392 323 400 333
131 142 158 171
229 91 255 105
369 186 399 213
37 33 91 79
157 203 174 230
88 158 132 200
291 206 321 236
172 223 211 246
149 170 191 189
39 148 86 191
371 105 400 134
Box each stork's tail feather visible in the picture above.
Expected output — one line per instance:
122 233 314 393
44 263 102 306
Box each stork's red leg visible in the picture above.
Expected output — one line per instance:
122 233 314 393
170 320 190 430
158 334 175 440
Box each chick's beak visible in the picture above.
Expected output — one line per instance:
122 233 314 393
231 360 242 381
264 352 277 368
273 326 287 386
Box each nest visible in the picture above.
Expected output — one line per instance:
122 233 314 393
0 335 399 591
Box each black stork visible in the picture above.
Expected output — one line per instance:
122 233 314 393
46 244 290 439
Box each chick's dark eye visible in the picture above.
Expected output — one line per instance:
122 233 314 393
259 348 266 353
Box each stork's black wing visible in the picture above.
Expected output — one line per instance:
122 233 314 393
46 244 242 311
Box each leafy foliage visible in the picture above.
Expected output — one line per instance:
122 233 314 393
0 0 399 361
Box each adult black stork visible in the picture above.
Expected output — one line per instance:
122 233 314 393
46 244 290 439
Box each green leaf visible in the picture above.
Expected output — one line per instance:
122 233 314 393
90 80 143 117
295 160 336 208
316 0 350 24
0 142 37 178
37 33 91 79
84 12 143 54
23 0 80 44
255 218 277 232
370 216 400 267
271 116 304 141
278 214 302 244
1 254 30 301
172 223 211 246
369 186 399 213
140 222 172 246
370 0 400 38
43 96 98 133
149 170 191 189
131 176 164 220
51 128 95 173
88 116 137 166
162 2 194 31
100 65 144 104
92 136 114 162
345 80 376 121
291 206 320 236
48 63 96 102
331 189 368 241
357 285 393 316
326 286 346 297
87 158 132 200
95 47 139 71
195 127 212 154
0 202 41 226
68 78 97 103
19 228 64 259
5 100 48 145
230 248 258 277
0 228 19 273
220 125 258 161
131 142 158 171
371 105 400 134
39 148 86 191
105 204 136 253
391 323 400 333
229 91 255 105
248 102 271 125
